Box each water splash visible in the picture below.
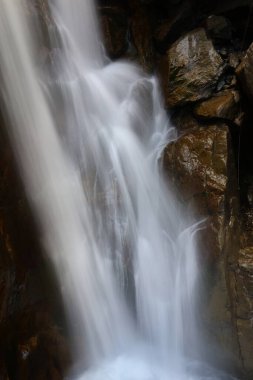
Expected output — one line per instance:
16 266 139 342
0 0 237 379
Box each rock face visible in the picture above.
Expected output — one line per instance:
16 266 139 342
237 211 253 376
164 120 241 369
100 5 129 59
0 131 71 379
206 15 232 41
236 42 253 103
2 0 253 378
164 123 236 259
129 3 154 72
166 28 224 107
194 90 240 122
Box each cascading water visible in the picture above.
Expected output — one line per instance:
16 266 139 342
0 0 237 379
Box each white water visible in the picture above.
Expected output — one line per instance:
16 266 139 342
0 0 236 379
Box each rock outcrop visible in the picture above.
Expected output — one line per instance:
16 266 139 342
193 90 240 122
100 5 129 59
237 211 253 377
166 28 224 107
164 119 241 368
236 42 253 104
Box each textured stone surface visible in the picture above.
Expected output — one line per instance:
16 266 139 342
164 124 229 213
164 123 236 260
164 121 241 365
194 90 240 122
166 28 224 107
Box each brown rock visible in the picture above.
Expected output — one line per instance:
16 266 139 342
170 107 200 132
0 129 71 378
164 122 234 259
130 3 154 72
236 211 253 374
228 52 243 70
164 124 229 214
166 28 224 107
16 325 71 380
154 1 193 52
100 6 128 59
194 90 240 122
164 120 241 367
236 42 253 103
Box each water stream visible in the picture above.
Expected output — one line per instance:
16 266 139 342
0 0 237 379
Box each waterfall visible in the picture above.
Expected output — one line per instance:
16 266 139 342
0 0 237 379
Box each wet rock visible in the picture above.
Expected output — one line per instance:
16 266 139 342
100 6 129 58
153 1 195 52
0 130 71 379
194 90 240 122
236 210 253 375
166 28 224 107
170 107 200 132
16 323 71 380
164 124 230 217
228 52 243 70
236 42 253 103
164 120 240 366
155 19 175 50
129 3 154 72
206 15 232 41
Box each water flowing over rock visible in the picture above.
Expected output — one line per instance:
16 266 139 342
164 123 233 258
0 1 212 379
166 28 224 107
0 0 253 378
164 119 241 369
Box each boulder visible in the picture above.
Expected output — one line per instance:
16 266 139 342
166 28 224 107
164 124 230 218
194 90 240 122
